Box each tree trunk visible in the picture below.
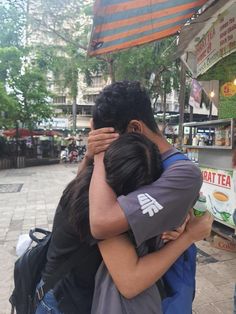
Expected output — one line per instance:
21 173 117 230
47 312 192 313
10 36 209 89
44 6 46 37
15 121 19 158
108 59 115 83
163 89 167 135
72 96 77 134
178 61 187 148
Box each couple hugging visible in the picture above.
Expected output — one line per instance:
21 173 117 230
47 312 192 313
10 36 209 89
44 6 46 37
35 81 212 314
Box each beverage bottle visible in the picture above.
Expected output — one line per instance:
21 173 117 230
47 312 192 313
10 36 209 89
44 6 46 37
193 195 207 217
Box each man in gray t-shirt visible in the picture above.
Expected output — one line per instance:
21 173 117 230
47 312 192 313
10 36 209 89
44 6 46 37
83 81 203 313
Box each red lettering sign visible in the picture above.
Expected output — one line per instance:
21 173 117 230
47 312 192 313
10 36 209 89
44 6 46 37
202 170 231 188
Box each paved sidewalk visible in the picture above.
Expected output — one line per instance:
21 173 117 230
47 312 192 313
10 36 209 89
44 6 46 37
0 164 235 314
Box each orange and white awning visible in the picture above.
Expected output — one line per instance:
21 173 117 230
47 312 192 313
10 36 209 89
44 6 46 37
88 0 208 56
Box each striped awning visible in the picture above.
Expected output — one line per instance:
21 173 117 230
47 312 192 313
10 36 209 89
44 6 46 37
88 0 208 56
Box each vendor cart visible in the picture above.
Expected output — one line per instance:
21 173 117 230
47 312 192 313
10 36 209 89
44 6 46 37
183 118 236 239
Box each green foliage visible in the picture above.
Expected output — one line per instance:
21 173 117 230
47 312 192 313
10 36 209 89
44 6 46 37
30 0 93 49
28 0 106 103
113 39 180 100
10 69 53 129
199 52 236 119
0 3 25 48
198 52 236 83
218 95 236 119
0 47 22 81
0 1 53 130
0 83 19 128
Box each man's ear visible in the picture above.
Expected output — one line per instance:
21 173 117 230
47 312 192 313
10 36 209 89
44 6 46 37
126 120 144 133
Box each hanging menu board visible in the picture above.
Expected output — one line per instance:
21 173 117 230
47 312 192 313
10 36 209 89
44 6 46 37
196 3 236 76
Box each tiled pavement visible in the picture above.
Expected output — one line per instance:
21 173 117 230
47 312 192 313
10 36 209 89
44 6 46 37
0 164 235 314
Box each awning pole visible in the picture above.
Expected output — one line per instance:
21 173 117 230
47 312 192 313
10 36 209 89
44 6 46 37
178 60 187 149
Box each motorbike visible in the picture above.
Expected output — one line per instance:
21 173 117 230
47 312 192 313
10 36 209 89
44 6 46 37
60 148 70 163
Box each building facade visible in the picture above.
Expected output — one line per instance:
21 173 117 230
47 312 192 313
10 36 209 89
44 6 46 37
27 0 108 131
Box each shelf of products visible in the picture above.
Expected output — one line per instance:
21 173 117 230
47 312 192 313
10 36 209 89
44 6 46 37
183 118 235 150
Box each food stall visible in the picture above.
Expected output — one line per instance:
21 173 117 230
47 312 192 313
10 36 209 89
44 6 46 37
176 0 236 240
183 119 236 237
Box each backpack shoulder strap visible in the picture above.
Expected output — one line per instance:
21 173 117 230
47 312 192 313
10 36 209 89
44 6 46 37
162 152 189 171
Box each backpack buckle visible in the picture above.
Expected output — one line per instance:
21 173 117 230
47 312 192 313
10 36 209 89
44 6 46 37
36 286 45 301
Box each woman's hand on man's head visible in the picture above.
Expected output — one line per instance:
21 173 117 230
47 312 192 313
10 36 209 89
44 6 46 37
86 123 119 159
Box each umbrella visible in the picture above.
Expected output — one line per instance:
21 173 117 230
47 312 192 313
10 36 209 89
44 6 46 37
3 128 37 138
88 0 208 56
35 130 62 137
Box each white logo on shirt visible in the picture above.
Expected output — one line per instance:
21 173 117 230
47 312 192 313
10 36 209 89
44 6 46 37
137 193 163 217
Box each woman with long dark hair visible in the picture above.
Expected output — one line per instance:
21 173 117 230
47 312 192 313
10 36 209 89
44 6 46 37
35 133 212 314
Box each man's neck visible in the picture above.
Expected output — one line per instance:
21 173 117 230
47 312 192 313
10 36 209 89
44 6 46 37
153 136 173 154
144 128 172 154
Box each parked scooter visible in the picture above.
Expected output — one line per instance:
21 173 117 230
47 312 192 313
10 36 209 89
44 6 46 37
60 148 70 163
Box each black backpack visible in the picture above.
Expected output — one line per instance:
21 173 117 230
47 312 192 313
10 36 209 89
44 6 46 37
10 227 97 314
9 228 51 314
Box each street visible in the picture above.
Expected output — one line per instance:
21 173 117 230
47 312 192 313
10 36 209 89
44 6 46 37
0 164 235 314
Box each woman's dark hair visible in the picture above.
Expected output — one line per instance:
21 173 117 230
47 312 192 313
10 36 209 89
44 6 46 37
104 133 162 196
61 133 162 242
93 81 159 134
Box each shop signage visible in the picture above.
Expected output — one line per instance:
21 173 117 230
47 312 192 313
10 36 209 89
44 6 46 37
200 166 236 227
221 82 236 97
196 3 236 76
38 118 69 129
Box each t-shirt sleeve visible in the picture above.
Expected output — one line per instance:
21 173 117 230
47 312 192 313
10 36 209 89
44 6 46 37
117 161 202 247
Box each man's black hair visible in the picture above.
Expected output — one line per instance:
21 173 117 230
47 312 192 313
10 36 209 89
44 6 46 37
93 81 159 134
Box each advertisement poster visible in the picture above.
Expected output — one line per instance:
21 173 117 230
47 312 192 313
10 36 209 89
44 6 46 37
221 82 236 97
200 166 236 227
189 79 202 109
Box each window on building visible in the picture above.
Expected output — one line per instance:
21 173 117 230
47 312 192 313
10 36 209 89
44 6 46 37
78 105 92 116
53 96 66 104
85 94 97 104
91 76 103 88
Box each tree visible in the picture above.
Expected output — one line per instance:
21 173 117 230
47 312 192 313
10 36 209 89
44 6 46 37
113 38 180 130
0 83 19 128
8 69 53 130
0 46 52 131
113 39 179 93
24 0 107 132
0 3 25 48
0 0 54 131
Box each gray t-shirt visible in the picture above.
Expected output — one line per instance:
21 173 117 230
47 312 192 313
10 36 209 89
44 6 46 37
118 148 202 246
92 148 202 314
91 240 162 314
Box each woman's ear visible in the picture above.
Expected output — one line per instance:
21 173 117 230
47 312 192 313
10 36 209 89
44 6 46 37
126 120 144 133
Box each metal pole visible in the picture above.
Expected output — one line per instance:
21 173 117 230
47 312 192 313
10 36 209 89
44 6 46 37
209 101 212 121
178 60 187 148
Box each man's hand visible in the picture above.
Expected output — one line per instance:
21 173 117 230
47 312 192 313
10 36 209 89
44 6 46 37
162 214 190 242
185 211 213 242
87 127 119 158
